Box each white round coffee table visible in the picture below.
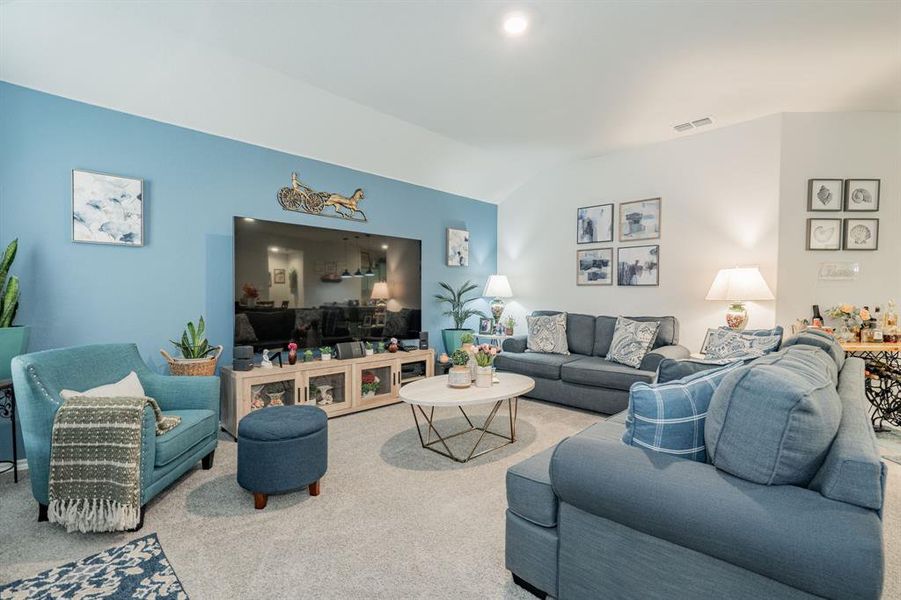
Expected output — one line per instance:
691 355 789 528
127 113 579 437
399 372 535 463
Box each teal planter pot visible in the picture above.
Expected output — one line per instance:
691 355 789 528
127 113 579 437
0 326 30 381
441 329 474 355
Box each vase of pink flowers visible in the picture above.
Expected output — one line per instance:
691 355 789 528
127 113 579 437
473 343 500 388
287 342 298 365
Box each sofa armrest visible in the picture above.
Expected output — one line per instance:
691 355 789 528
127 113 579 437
502 336 528 353
141 373 220 413
639 344 689 372
550 436 883 600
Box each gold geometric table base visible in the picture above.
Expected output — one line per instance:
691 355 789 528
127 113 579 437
410 397 518 463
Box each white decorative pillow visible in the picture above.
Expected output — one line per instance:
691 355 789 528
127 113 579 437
60 371 146 401
526 313 569 355
606 317 660 368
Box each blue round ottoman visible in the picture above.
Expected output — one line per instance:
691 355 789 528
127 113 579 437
237 405 328 509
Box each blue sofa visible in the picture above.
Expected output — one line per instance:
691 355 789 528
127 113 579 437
495 313 689 414
12 343 220 524
505 336 885 599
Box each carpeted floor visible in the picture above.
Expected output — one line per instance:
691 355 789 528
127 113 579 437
2 400 900 599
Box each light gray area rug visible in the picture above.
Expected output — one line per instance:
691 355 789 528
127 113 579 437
2 400 900 599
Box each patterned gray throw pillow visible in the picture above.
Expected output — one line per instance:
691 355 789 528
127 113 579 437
526 313 569 354
606 317 660 368
704 327 782 360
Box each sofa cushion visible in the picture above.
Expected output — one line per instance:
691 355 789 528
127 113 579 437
506 446 557 527
606 317 660 368
656 357 740 384
560 357 655 391
526 313 569 354
155 409 218 467
809 357 886 510
246 310 295 342
702 326 783 360
535 311 596 356
234 313 259 344
623 361 744 462
781 328 845 370
494 351 580 380
705 347 842 486
593 315 677 356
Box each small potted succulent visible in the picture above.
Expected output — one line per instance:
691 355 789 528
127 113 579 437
447 349 471 388
361 370 380 398
319 346 333 361
161 316 222 376
377 341 386 354
364 341 374 356
459 331 474 350
287 341 298 365
504 317 516 336
304 349 314 362
473 343 499 388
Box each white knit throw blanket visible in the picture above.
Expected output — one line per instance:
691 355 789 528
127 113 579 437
48 396 179 533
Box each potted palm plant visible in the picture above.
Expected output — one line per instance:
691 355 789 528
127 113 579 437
161 316 222 376
434 280 486 354
0 239 27 381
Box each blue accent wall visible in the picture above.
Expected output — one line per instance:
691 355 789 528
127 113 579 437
0 82 497 461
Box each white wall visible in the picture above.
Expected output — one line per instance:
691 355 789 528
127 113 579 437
499 115 783 351
776 113 901 326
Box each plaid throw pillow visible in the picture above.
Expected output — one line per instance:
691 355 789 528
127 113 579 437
622 361 744 462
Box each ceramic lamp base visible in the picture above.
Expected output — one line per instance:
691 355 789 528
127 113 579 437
725 302 749 331
490 298 505 323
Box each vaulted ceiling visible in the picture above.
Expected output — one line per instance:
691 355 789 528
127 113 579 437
2 1 899 202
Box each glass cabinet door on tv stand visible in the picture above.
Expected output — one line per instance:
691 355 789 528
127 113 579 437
303 365 352 416
355 359 398 407
242 372 300 416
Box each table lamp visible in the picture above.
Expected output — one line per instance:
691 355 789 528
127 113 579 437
705 267 774 330
483 275 513 325
371 281 390 306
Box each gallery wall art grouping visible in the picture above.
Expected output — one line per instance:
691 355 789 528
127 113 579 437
576 198 660 287
806 178 881 251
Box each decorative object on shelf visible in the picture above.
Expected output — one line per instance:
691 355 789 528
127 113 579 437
434 280 486 353
371 281 390 306
844 179 880 212
377 341 386 353
388 338 399 353
446 228 470 266
577 203 614 243
617 245 659 286
288 342 298 365
316 384 334 405
161 316 222 376
504 316 516 336
619 197 661 242
241 283 259 307
0 238 28 382
483 274 513 326
577 248 613 285
277 172 367 221
460 332 476 380
843 218 879 250
267 391 285 406
319 346 333 361
72 169 143 246
260 349 274 369
361 371 380 398
448 349 471 388
303 349 314 362
438 352 449 363
705 267 775 330
273 268 286 284
364 341 374 356
473 343 500 388
807 179 843 211
827 304 867 342
818 261 860 281
479 318 492 334
806 218 842 250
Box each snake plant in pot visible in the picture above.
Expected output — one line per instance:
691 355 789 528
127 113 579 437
160 316 223 376
0 239 28 381
434 280 486 354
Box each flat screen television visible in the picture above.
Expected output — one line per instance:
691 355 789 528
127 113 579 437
234 216 422 351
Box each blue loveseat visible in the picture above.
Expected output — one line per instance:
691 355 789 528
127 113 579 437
12 343 220 524
505 333 886 599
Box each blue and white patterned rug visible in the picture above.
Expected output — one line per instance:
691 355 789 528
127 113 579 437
0 534 187 599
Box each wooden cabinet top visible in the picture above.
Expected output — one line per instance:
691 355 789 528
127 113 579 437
222 348 434 379
840 342 901 353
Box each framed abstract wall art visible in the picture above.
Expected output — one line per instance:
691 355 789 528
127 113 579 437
72 169 144 246
577 203 614 244
617 245 659 286
577 248 613 285
619 198 661 242
446 228 470 266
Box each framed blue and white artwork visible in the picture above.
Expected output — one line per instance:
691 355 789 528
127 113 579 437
72 169 144 246
446 228 469 266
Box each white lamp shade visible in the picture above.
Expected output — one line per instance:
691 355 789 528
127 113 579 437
705 267 774 302
483 274 513 298
371 281 390 300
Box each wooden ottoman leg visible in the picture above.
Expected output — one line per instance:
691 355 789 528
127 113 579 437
38 503 48 522
253 492 268 510
308 480 320 496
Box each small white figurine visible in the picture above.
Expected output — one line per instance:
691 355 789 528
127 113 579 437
260 349 273 369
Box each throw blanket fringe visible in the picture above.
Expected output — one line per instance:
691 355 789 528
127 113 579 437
49 396 180 533
49 497 141 533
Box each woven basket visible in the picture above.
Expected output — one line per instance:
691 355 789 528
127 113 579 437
160 345 223 376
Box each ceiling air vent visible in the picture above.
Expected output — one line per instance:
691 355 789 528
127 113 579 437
692 117 713 127
673 122 693 132
674 117 714 133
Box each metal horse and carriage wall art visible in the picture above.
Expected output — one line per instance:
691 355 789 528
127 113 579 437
277 172 368 222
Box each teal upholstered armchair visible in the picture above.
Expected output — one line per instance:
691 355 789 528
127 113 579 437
11 343 219 523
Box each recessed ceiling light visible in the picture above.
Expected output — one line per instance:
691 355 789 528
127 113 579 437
270 246 279 252
502 12 529 36
381 244 389 250
243 217 256 222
